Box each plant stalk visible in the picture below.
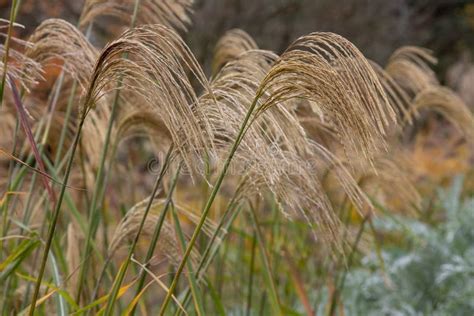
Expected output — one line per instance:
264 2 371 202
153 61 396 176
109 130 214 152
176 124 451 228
158 93 262 315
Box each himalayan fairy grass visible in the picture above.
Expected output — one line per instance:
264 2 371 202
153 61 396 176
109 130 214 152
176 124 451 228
38 22 400 314
1 1 473 314
80 21 214 313
158 29 397 314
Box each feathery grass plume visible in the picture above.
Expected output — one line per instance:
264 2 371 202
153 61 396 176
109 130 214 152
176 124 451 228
82 24 214 177
108 198 214 267
208 43 378 232
113 92 171 141
80 96 178 202
385 46 438 96
0 49 42 92
199 49 372 248
204 50 311 156
370 61 414 125
318 131 423 213
25 19 98 92
295 100 341 151
199 50 299 175
212 29 258 74
256 32 397 164
408 87 474 142
0 18 23 30
389 46 437 71
81 92 173 185
446 55 474 110
359 154 421 213
0 28 43 91
80 0 194 31
22 19 96 163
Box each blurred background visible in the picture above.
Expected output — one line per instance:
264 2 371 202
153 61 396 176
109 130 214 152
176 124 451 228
2 0 474 109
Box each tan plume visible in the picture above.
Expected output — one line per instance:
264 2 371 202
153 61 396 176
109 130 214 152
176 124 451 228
408 87 474 142
109 198 215 267
256 32 397 164
80 0 194 31
82 24 215 176
212 29 258 74
386 46 438 96
25 19 97 92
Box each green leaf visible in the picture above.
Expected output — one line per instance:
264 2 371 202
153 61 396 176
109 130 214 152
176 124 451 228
0 238 40 282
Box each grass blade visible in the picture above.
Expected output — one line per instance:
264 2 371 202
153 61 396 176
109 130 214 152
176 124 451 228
248 203 283 316
8 76 56 205
328 215 368 315
75 0 142 301
246 232 257 316
102 147 171 315
28 111 87 316
0 237 39 282
170 202 205 315
130 154 179 315
158 94 261 315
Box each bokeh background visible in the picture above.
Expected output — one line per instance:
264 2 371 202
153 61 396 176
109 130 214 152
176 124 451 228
2 0 474 99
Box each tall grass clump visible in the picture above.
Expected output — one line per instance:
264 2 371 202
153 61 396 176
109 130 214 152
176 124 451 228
0 0 473 314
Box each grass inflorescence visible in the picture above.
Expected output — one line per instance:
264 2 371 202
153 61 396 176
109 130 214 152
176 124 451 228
0 0 473 314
